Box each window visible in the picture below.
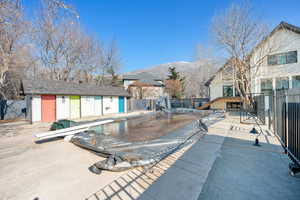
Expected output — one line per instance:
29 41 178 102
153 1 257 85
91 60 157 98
267 51 297 65
276 77 289 91
261 79 273 95
292 76 300 88
226 102 241 110
267 55 277 65
287 51 298 63
223 85 233 97
277 54 287 65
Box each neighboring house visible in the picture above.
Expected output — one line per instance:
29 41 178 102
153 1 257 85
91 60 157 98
203 59 241 110
250 21 300 95
22 79 130 123
122 72 164 99
203 21 300 110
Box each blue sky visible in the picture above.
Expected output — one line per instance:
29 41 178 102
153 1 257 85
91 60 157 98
25 0 300 72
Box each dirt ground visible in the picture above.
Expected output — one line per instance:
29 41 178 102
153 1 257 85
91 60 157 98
0 111 152 200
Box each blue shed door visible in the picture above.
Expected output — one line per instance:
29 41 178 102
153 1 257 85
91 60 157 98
119 96 124 113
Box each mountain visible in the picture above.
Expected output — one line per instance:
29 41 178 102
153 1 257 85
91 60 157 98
125 60 221 97
126 61 203 79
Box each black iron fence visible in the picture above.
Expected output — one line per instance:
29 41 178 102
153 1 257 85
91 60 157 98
269 89 300 167
240 93 266 125
128 98 209 111
128 99 156 111
170 98 209 109
239 90 300 169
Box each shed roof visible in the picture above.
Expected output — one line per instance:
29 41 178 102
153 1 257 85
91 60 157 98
22 79 130 97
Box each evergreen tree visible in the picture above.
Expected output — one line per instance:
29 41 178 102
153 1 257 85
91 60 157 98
165 66 185 98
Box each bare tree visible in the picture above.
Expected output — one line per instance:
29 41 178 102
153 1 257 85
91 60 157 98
76 37 103 83
171 65 217 98
0 0 122 98
33 0 81 81
34 1 123 86
0 0 32 99
98 40 122 86
211 2 269 108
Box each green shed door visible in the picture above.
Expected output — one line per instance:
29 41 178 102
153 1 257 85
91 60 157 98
119 96 124 113
70 96 80 119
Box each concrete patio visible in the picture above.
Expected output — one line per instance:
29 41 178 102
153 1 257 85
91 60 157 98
136 115 300 200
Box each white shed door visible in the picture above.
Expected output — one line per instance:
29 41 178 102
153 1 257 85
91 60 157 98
103 96 118 114
94 96 102 116
81 96 95 117
32 95 41 122
56 96 70 120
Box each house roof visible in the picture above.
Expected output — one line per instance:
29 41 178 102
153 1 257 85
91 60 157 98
123 72 164 81
249 21 300 58
278 21 300 34
22 79 130 97
204 59 233 86
129 79 164 87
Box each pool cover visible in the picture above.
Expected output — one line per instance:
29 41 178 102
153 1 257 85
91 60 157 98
71 111 224 173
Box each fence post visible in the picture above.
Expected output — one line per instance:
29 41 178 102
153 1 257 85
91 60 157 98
285 90 289 150
268 108 271 129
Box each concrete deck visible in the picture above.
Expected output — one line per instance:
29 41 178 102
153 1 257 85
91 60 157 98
137 116 300 200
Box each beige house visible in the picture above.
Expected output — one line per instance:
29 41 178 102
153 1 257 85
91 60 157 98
122 73 165 99
203 60 241 110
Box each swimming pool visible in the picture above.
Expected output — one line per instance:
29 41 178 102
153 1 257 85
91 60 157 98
89 112 202 142
71 110 223 172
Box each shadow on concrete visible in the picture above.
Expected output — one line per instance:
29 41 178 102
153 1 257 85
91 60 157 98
34 137 63 144
197 134 300 200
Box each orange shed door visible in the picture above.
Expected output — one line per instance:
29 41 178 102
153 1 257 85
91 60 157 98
41 95 56 122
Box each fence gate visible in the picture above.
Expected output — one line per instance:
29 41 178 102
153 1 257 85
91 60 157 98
240 93 265 125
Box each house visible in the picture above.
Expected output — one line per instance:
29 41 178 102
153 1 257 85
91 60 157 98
202 59 241 110
122 72 165 99
203 21 300 110
250 21 300 95
22 79 130 123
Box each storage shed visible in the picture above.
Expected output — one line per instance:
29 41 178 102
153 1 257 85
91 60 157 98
22 79 130 123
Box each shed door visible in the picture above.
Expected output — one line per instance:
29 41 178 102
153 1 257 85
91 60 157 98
119 96 124 113
32 95 41 122
94 96 102 116
81 96 95 117
56 96 70 120
41 95 56 122
70 96 80 119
